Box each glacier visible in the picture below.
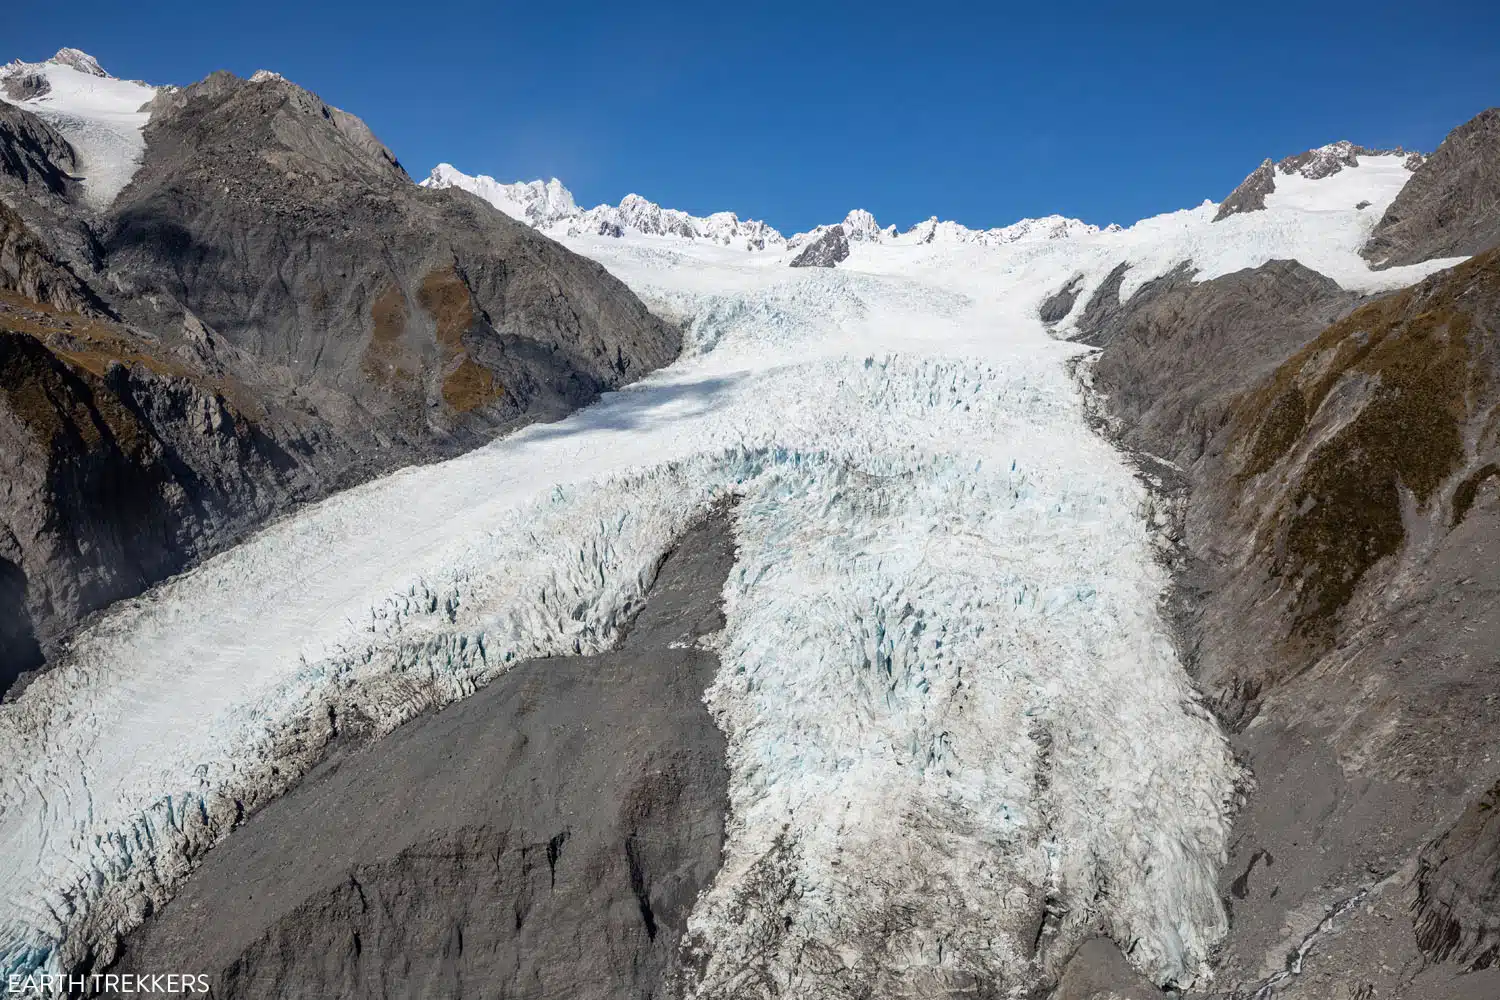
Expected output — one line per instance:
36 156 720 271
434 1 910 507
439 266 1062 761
0 51 158 210
0 136 1473 996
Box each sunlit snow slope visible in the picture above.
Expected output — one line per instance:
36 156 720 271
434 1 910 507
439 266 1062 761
0 151 1465 995
0 51 157 209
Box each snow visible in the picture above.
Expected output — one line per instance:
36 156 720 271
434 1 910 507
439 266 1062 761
0 50 157 209
423 164 788 249
423 163 580 226
428 165 1121 255
0 109 1475 995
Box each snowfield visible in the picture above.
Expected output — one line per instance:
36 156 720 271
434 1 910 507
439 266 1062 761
0 51 157 210
0 140 1467 995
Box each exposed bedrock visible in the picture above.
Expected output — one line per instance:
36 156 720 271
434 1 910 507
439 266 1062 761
104 507 734 1000
1212 158 1276 222
1363 107 1500 268
1037 273 1083 325
1070 242 1500 997
0 71 680 691
788 224 850 268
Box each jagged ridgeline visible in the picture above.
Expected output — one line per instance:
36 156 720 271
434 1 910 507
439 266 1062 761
0 54 680 691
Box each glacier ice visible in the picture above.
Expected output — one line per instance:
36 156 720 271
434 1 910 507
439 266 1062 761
0 146 1472 994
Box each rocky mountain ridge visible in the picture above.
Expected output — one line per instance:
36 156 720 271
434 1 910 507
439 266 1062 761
423 163 1113 256
0 52 680 692
1214 140 1424 222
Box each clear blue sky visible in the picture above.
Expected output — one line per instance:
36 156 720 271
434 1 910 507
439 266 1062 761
11 1 1499 233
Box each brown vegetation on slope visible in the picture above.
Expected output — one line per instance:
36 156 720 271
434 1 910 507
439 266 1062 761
1233 249 1498 638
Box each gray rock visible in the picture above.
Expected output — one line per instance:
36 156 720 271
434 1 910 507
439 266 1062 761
1213 158 1277 221
1277 141 1361 179
1070 261 1132 346
105 506 735 1000
0 68 50 102
789 224 849 267
1362 108 1500 267
1416 780 1500 970
1087 259 1357 464
0 102 76 199
105 71 678 417
1038 274 1083 324
1052 937 1159 1000
0 328 297 694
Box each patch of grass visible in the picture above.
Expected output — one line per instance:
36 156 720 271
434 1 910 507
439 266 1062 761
441 355 502 413
0 330 150 456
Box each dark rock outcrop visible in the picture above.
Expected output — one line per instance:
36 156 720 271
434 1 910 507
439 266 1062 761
1213 158 1276 221
0 322 297 692
1038 274 1083 325
0 102 76 199
1071 261 1132 346
107 507 736 1000
1363 108 1500 268
0 67 50 103
1415 780 1500 971
1089 259 1358 463
0 70 681 690
789 224 849 268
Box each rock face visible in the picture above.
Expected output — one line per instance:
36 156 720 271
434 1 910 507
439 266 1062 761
1213 158 1277 221
1074 248 1500 997
106 507 735 1000
1215 142 1419 223
788 223 849 267
108 71 678 434
0 103 75 199
1363 108 1500 268
0 71 680 690
1415 780 1500 972
1038 274 1083 324
1070 261 1133 346
0 323 294 691
1088 259 1358 461
1274 139 1390 180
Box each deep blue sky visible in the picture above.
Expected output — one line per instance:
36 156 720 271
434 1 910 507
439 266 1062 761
11 1 1499 233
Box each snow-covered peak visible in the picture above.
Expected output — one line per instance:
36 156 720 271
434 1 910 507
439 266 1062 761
424 164 580 227
47 48 109 78
842 208 884 242
423 163 787 250
249 69 285 84
1 50 159 209
1275 139 1415 180
790 210 1106 251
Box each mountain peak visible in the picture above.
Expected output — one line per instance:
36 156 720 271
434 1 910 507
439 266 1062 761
424 165 786 249
48 48 109 78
